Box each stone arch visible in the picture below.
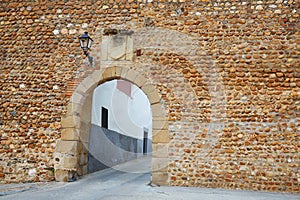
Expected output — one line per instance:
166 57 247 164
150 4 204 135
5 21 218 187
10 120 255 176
54 66 169 185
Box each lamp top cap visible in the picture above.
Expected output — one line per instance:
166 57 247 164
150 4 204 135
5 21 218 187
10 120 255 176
79 32 93 41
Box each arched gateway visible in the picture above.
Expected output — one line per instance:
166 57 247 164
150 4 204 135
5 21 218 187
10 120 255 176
53 27 225 186
54 66 169 185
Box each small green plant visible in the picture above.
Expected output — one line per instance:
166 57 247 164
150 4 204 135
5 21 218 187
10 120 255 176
45 167 55 175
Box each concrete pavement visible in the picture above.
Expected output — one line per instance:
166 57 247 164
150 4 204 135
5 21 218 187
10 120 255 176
1 156 299 200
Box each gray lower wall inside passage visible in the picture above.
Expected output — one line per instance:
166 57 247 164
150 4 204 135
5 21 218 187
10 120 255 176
88 124 152 173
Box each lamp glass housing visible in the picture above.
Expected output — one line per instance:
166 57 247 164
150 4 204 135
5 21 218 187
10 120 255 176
79 32 93 54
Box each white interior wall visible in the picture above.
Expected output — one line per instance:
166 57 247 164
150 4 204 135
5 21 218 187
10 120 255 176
91 80 152 140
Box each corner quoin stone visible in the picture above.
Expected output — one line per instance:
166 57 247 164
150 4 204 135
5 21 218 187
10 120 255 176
152 143 168 158
61 115 80 129
61 128 79 141
55 169 69 182
152 157 168 172
152 172 169 186
63 156 78 169
55 140 78 156
152 129 169 143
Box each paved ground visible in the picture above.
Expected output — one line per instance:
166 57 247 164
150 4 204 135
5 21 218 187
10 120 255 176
0 156 299 200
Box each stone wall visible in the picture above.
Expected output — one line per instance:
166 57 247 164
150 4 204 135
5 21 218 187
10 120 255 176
0 0 299 193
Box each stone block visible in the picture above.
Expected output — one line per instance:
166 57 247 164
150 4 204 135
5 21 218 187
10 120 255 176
152 119 168 131
101 61 131 69
65 102 82 117
61 115 80 129
147 91 161 105
80 98 92 123
152 130 169 143
135 74 147 87
108 35 127 60
102 67 116 79
81 143 88 155
76 141 83 155
124 69 138 82
79 152 88 166
82 165 88 175
55 140 78 156
90 69 104 84
81 76 98 93
77 166 83 176
120 68 129 77
70 92 85 105
152 143 168 158
152 172 169 186
78 165 88 176
55 169 78 182
125 33 134 61
53 152 64 169
100 37 109 61
74 82 88 95
55 169 69 182
79 123 91 143
63 156 78 169
114 66 123 77
101 31 134 61
141 84 156 94
80 109 92 126
152 157 168 172
151 103 166 118
61 128 79 140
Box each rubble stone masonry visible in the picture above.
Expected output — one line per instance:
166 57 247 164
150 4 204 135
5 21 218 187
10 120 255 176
0 0 299 193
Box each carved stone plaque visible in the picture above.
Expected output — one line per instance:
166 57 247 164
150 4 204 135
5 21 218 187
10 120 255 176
101 30 134 61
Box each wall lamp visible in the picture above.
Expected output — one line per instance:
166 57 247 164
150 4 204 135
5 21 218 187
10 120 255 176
79 32 94 67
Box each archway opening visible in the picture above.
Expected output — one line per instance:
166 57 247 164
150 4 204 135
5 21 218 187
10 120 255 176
55 67 169 185
88 79 152 173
